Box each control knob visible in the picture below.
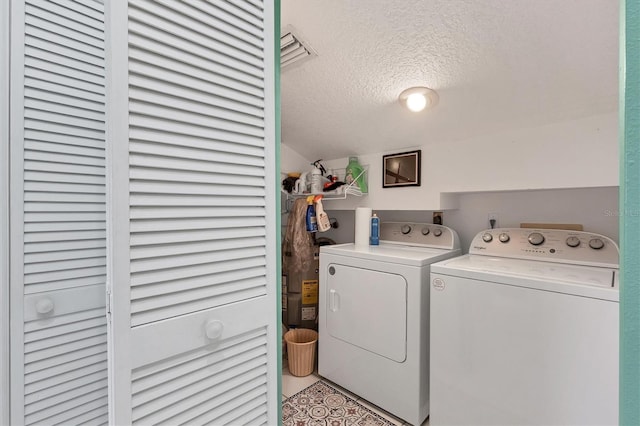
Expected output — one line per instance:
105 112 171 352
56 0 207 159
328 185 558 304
433 229 442 237
528 232 545 246
401 224 412 235
421 227 430 236
566 236 581 248
589 238 605 250
482 232 493 243
498 233 510 243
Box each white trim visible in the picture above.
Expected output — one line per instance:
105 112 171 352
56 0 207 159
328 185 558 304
262 3 278 424
0 0 10 423
105 0 132 424
8 0 25 421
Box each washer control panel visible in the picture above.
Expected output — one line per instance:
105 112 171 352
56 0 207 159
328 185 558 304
470 228 619 267
380 222 460 250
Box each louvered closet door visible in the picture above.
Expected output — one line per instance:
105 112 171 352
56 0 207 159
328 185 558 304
9 0 109 425
108 1 278 424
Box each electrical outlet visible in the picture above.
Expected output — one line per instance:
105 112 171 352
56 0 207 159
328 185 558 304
433 211 443 225
488 212 499 229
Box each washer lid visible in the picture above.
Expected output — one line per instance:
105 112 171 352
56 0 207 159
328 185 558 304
321 242 461 267
431 255 619 301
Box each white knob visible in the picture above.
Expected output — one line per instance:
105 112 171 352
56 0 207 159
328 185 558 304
421 227 430 235
35 298 54 315
589 238 605 250
482 233 493 243
498 233 510 243
528 232 545 246
205 320 224 340
566 236 581 247
433 229 442 237
401 224 412 234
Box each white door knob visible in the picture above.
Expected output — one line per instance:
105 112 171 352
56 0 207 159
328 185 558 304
205 320 224 340
35 298 54 315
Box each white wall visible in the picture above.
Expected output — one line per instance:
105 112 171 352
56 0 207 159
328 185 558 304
432 111 618 193
443 186 619 251
281 110 620 252
280 143 312 228
315 186 620 253
281 143 311 175
283 111 618 211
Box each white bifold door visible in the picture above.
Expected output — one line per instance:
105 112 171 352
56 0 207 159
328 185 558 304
9 0 110 424
6 0 278 424
107 0 278 424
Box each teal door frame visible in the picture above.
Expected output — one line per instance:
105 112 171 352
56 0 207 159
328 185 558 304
274 0 283 422
620 1 640 425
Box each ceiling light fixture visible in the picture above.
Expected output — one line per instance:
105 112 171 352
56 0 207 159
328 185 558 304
398 87 439 112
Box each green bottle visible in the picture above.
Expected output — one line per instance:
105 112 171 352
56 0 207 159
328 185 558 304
345 156 367 193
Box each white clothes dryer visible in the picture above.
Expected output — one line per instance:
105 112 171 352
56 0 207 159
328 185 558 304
430 228 619 426
319 222 461 426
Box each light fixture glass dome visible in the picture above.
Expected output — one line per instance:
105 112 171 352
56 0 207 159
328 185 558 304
406 93 427 112
399 87 439 112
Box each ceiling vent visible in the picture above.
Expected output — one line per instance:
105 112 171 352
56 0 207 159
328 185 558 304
281 25 317 71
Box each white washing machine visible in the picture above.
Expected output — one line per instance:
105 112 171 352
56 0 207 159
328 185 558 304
430 228 619 426
319 222 461 426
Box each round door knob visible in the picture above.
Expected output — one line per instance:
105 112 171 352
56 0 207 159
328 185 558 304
433 229 443 237
528 232 545 246
35 298 54 315
482 233 493 243
205 320 224 340
566 236 581 247
589 238 605 250
421 227 430 235
498 233 510 243
401 225 412 234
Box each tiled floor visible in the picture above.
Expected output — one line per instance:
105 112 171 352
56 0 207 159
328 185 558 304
282 365 429 426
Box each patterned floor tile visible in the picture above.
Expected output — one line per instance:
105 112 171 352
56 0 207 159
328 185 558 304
283 380 399 426
354 399 406 426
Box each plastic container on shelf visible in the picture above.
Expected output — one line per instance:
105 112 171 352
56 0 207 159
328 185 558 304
294 172 308 194
310 167 323 193
281 165 368 206
305 196 318 232
314 195 331 232
345 157 368 193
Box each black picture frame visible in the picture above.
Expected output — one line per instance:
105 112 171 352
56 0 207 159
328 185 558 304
383 150 421 188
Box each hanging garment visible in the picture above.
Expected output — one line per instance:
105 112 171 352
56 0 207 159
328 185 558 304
282 198 315 274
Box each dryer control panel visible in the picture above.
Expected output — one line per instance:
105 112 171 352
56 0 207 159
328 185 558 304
469 228 619 268
380 222 460 250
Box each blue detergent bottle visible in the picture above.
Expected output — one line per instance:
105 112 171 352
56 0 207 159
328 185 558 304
305 196 318 232
370 213 380 245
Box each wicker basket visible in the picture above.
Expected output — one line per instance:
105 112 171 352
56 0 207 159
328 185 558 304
284 328 318 377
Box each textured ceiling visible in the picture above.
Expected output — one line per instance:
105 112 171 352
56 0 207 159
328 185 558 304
280 0 619 162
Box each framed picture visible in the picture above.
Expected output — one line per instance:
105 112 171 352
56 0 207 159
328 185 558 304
383 150 421 188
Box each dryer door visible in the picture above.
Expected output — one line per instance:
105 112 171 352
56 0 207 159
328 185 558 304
326 263 407 362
